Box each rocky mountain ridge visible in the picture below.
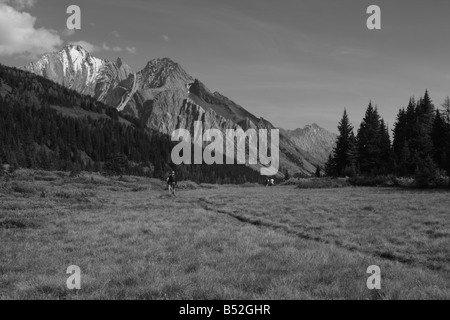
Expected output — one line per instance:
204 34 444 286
23 45 336 175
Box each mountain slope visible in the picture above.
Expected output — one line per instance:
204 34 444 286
281 124 337 164
0 63 263 183
23 45 331 175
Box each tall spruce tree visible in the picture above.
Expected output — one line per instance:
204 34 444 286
315 165 322 178
357 102 381 175
415 90 435 159
324 154 335 177
431 110 449 173
345 131 359 176
418 90 435 131
393 108 409 174
378 119 393 174
440 97 450 175
441 96 450 124
332 109 354 176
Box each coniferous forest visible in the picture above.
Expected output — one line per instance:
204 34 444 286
326 91 450 187
0 64 262 184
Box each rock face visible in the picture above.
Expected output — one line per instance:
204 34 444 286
23 45 336 176
282 124 337 164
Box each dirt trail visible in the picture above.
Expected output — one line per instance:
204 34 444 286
192 195 437 272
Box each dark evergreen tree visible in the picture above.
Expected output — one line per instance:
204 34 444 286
315 165 322 178
104 153 129 177
418 90 435 133
414 90 435 160
393 108 408 174
324 154 335 177
439 98 450 174
378 119 393 174
344 131 358 177
431 110 449 173
284 170 290 181
442 96 450 124
332 109 354 176
415 155 438 188
357 102 381 175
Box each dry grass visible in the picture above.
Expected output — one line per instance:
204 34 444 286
0 170 449 300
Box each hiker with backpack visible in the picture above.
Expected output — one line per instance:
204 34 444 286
166 171 177 196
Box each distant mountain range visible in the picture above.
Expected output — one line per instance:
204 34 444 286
23 45 336 175
281 124 337 164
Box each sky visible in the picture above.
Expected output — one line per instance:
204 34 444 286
1 0 450 133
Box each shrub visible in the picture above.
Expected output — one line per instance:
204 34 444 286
281 178 301 186
11 169 35 181
414 156 440 188
70 165 82 178
104 153 128 177
392 177 414 188
347 176 391 187
11 181 36 194
34 171 59 182
297 178 350 189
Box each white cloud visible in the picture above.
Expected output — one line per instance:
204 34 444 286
68 41 136 55
162 35 169 42
102 42 122 52
69 40 100 53
62 28 76 37
0 3 63 57
0 0 37 10
111 30 120 38
126 46 136 54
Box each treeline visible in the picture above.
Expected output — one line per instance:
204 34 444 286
325 90 450 187
0 63 262 184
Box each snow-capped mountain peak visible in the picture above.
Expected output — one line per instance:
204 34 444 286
23 45 106 96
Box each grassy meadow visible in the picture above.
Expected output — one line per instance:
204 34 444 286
0 169 449 300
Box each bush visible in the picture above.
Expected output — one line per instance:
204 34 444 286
347 176 392 187
435 173 450 188
11 169 35 181
347 174 450 189
297 178 350 189
281 178 301 186
393 177 416 188
414 156 439 188
104 153 128 177
11 181 36 194
34 171 59 182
